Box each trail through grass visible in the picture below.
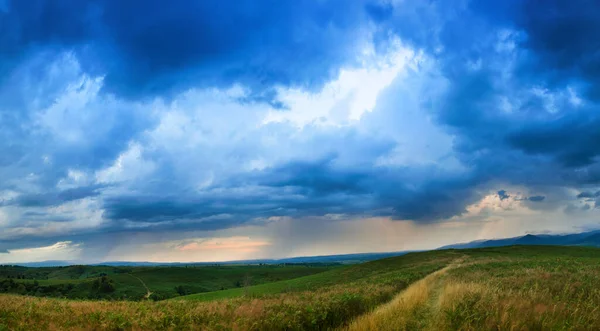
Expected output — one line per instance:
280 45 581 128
0 251 455 330
346 260 462 331
347 246 600 330
2 246 600 330
127 274 152 299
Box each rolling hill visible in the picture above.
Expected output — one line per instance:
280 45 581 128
2 246 599 329
0 264 338 300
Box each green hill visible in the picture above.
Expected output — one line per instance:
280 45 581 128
177 249 454 302
0 264 338 300
1 246 600 330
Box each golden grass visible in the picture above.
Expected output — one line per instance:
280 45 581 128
437 281 488 309
433 259 600 330
432 279 600 330
0 254 456 330
3 247 600 330
346 265 453 331
0 278 415 330
346 252 600 331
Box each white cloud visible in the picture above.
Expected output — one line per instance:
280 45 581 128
0 241 82 263
264 39 416 127
95 143 156 184
57 169 91 190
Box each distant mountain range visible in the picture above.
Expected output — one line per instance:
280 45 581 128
8 260 75 268
4 251 414 267
438 230 600 250
8 230 600 267
95 251 414 267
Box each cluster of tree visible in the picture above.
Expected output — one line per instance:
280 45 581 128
0 275 117 299
91 276 116 293
0 279 74 297
0 265 134 282
174 285 188 296
1 272 50 280
6 275 27 279
234 275 253 288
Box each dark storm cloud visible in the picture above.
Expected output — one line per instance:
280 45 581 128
0 185 105 209
1 0 381 99
507 114 600 167
0 0 98 70
217 0 600 226
528 195 546 202
0 0 382 203
2 0 600 257
19 211 73 223
497 190 510 201
576 191 600 199
514 0 600 99
256 159 370 196
376 0 600 186
100 154 481 227
10 185 104 207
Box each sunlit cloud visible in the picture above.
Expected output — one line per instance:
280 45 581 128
0 241 82 263
176 237 271 253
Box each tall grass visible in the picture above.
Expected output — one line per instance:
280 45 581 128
435 259 600 330
0 254 454 330
3 246 600 330
345 247 600 330
347 266 452 331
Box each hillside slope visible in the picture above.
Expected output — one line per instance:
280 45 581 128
0 264 338 300
348 245 600 330
1 246 600 330
176 250 454 302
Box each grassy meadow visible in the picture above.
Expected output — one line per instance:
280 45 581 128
0 264 338 300
1 246 600 330
348 246 600 330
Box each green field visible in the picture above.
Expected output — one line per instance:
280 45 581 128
1 246 600 330
177 251 451 302
0 264 339 300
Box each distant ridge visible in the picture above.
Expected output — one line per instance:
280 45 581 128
438 229 600 250
3 251 415 267
8 230 600 267
4 260 74 267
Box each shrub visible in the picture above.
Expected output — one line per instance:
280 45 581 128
92 276 116 293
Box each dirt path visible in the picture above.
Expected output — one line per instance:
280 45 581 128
128 274 153 299
414 267 448 330
345 259 465 331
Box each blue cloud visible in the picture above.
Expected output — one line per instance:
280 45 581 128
528 195 546 202
3 185 105 208
1 0 383 99
577 191 600 199
497 190 510 201
507 114 600 167
377 0 600 185
2 0 600 258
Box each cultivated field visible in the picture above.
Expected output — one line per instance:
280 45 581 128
1 246 600 330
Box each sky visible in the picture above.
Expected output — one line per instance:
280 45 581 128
1 0 600 263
